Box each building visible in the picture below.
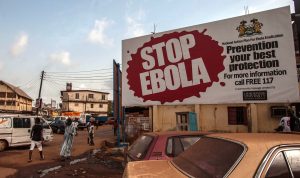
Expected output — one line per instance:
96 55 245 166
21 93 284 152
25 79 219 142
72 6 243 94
61 85 109 116
0 80 33 113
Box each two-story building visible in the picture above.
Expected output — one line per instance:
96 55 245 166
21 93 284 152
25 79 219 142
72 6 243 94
0 80 33 113
61 89 109 116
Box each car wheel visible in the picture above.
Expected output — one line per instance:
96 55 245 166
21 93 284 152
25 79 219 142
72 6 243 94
0 140 8 152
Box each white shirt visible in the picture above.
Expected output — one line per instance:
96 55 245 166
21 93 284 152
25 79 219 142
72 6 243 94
280 116 291 132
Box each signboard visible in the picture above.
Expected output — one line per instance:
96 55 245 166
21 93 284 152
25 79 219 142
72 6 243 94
122 6 299 106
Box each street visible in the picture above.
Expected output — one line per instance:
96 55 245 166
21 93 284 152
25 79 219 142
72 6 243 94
0 125 123 178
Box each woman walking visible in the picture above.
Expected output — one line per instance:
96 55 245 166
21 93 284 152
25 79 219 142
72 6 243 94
60 118 76 161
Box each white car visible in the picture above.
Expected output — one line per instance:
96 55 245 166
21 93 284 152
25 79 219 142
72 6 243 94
0 115 53 151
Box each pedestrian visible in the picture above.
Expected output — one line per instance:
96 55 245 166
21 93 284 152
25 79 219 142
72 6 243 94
28 117 45 162
96 120 99 130
113 118 118 136
275 112 291 132
73 118 79 136
88 117 95 146
60 118 76 161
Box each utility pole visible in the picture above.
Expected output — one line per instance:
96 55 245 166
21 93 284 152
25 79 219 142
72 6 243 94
36 70 45 115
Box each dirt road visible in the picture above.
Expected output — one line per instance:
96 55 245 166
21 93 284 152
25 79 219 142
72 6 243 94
0 125 123 178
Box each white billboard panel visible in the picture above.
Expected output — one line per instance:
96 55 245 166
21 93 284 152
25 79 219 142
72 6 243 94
122 6 299 106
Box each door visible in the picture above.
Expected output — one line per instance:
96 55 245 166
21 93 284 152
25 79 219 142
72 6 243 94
189 112 198 131
40 118 53 141
11 117 31 145
176 112 189 131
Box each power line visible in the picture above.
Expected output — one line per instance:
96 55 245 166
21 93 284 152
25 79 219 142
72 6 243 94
46 68 113 74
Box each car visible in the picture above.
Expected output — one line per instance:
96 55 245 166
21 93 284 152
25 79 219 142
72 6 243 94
0 115 53 151
73 118 86 130
105 117 115 125
50 119 66 134
44 117 54 125
123 133 300 178
126 131 208 162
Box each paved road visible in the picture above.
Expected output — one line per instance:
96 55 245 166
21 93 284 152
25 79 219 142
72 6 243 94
0 125 122 178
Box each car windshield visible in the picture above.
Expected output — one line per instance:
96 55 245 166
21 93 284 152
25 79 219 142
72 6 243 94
172 137 245 178
128 135 154 160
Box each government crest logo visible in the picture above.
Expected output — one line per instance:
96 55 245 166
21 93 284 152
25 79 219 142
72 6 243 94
236 18 263 37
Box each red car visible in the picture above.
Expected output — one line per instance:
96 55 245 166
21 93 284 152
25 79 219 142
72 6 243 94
126 131 208 162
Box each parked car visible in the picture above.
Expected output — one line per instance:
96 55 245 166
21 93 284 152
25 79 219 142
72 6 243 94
50 119 66 134
123 133 300 178
54 116 68 122
105 117 115 125
44 117 54 124
126 131 208 162
0 115 53 151
73 118 86 130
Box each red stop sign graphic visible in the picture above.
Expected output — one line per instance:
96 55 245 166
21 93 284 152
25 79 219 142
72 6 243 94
126 30 226 104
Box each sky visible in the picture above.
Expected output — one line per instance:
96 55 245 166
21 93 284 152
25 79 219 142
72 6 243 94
0 0 295 105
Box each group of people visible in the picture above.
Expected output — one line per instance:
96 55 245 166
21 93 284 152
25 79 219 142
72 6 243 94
28 117 96 162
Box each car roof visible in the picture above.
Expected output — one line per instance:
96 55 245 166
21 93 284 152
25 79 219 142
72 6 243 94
209 132 300 147
144 131 211 137
207 133 300 177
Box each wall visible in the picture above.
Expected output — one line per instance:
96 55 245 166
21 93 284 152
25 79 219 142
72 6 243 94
153 103 282 133
62 91 109 115
153 105 194 131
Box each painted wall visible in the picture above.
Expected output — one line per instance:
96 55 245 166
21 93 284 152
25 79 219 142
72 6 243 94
153 103 285 133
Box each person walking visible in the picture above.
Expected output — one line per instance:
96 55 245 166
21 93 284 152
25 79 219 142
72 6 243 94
275 113 291 132
60 118 76 161
88 117 95 146
28 117 45 162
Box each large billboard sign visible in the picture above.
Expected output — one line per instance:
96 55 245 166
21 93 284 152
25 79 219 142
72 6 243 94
122 6 299 106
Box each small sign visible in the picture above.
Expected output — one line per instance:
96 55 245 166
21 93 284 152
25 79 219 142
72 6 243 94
243 90 267 101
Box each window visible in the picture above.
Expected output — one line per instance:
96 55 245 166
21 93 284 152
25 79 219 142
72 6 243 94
285 150 300 177
0 118 11 128
88 94 94 99
271 106 288 118
266 152 292 178
6 101 16 106
166 136 201 157
91 104 93 108
99 104 103 108
13 118 31 128
75 93 79 99
102 94 106 100
176 113 188 131
7 92 16 98
228 107 247 125
127 135 154 160
173 137 245 178
180 136 201 150
0 100 5 105
0 92 5 98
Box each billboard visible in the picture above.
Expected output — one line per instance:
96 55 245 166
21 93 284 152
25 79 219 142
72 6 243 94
122 6 299 106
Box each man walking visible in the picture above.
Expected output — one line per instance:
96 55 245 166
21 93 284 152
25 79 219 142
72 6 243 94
28 117 45 162
87 117 95 146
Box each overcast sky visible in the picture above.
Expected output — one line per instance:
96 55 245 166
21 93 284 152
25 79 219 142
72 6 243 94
0 0 295 104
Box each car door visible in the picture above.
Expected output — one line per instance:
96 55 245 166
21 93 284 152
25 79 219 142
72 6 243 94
40 118 52 141
259 146 300 178
11 117 31 145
